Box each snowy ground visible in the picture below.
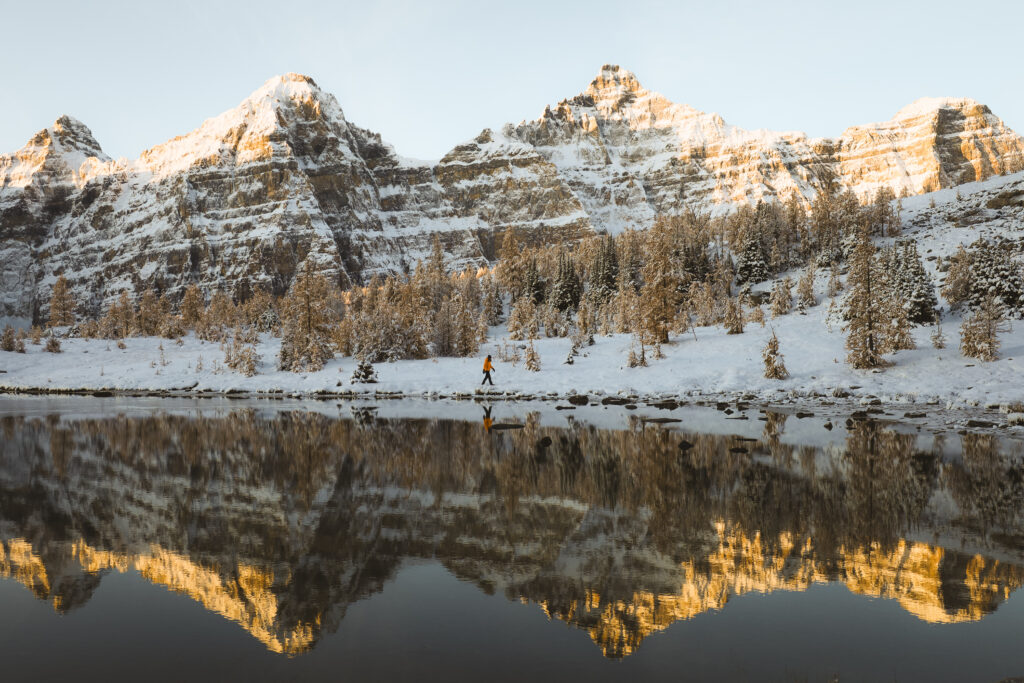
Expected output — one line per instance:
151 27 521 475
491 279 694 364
3 171 1024 429
0 303 1021 421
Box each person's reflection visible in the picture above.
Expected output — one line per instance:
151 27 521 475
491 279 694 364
483 405 493 432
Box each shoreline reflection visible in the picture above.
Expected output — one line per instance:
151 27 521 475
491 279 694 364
2 409 1024 658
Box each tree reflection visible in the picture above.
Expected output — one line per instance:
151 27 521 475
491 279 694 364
1 409 1023 658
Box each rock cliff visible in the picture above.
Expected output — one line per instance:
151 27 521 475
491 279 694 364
2 66 1022 321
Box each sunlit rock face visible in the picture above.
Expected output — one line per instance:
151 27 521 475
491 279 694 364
0 75 530 320
1 67 1023 321
530 524 1024 659
509 66 1024 230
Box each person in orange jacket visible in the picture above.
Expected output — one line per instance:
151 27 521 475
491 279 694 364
482 355 495 385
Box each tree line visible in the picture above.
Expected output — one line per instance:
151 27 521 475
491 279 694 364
8 180 1023 375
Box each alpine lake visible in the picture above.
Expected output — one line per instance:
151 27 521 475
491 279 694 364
2 394 1024 682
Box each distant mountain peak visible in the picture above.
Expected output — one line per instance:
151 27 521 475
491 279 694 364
894 96 984 120
22 115 108 162
245 73 327 107
583 64 655 114
136 71 350 176
49 115 108 158
2 66 1023 324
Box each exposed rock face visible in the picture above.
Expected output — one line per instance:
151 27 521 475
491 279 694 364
1 67 1022 321
508 66 1024 229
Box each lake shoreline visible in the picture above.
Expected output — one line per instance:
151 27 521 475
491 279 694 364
0 382 1018 438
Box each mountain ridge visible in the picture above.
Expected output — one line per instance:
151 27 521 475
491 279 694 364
1 65 1022 322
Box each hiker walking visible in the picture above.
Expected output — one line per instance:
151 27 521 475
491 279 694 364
482 405 493 432
481 355 495 385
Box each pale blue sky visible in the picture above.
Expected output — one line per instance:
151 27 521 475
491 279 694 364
3 0 1022 160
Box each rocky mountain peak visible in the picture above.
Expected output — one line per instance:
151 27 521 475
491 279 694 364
582 64 665 119
47 116 108 160
0 115 109 193
894 96 984 121
242 72 335 115
587 64 646 99
2 67 1023 323
136 72 351 177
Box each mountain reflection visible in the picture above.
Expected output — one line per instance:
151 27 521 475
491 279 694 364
3 408 1024 658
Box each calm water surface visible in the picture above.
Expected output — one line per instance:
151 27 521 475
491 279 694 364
2 397 1024 682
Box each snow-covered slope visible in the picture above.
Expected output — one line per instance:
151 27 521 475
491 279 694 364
6 171 1024 416
2 67 1022 321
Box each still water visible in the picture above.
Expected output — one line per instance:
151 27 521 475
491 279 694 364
2 397 1024 681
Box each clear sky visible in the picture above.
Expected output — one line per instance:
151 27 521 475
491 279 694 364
3 0 1022 161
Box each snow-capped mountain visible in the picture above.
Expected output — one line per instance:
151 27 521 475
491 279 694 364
1 66 1022 321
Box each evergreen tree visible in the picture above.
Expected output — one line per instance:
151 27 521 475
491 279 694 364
827 261 843 297
135 289 165 336
278 262 338 372
967 240 1024 314
944 240 1024 315
884 241 937 324
523 258 545 304
507 296 538 341
524 340 541 372
763 331 789 379
724 297 744 334
44 334 62 353
550 250 581 312
351 358 379 383
180 284 205 329
224 327 260 376
796 267 816 311
770 278 793 318
941 245 972 311
930 318 947 349
481 273 503 325
883 294 915 353
960 293 1008 361
453 293 480 356
0 325 14 352
735 234 770 285
49 275 75 327
102 292 134 339
590 235 619 303
844 226 889 368
243 289 280 334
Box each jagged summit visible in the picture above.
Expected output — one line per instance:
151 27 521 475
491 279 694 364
894 96 985 120
137 72 351 176
46 115 108 159
0 115 110 193
2 66 1023 322
241 72 333 111
586 64 647 101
